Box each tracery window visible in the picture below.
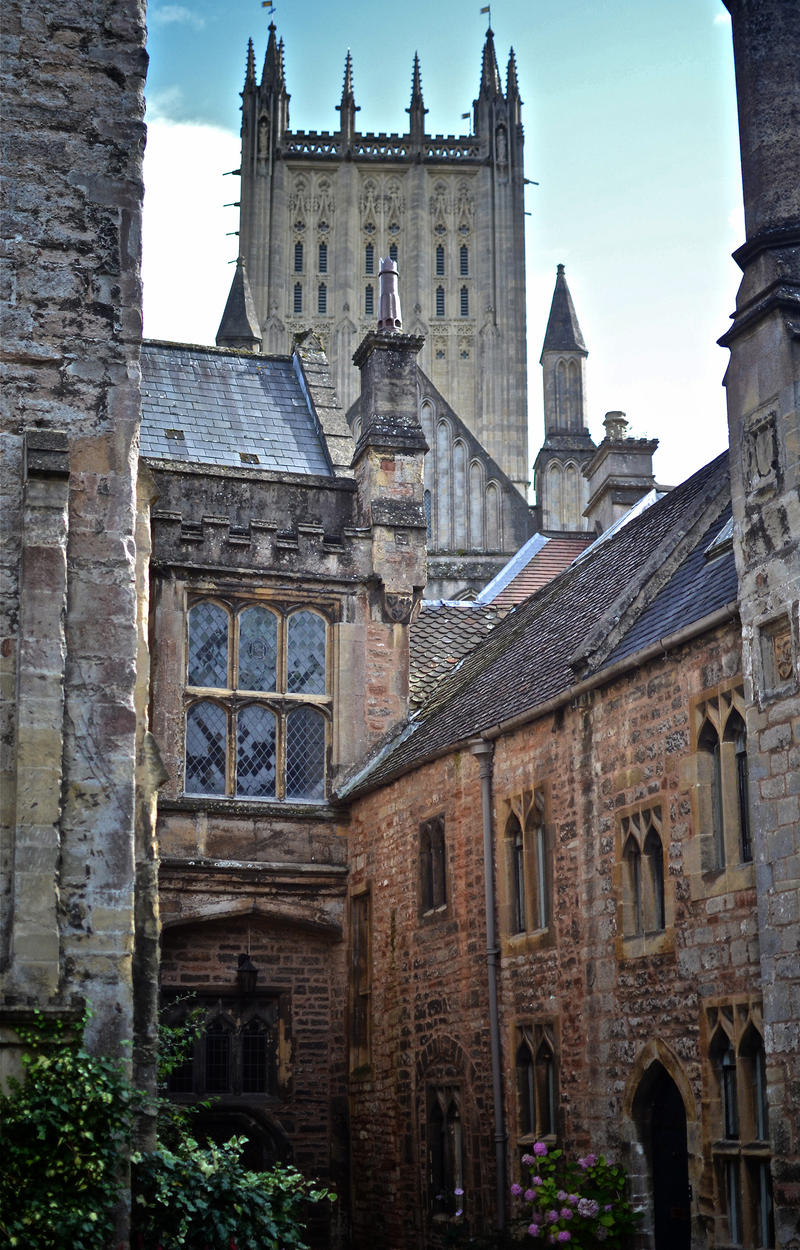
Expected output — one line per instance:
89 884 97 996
515 1023 557 1144
164 994 280 1100
185 599 328 802
420 815 447 916
504 789 549 936
707 1002 774 1248
621 806 665 937
428 1086 463 1218
696 685 752 871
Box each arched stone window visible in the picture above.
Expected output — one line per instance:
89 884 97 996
317 282 327 315
620 807 665 938
435 243 445 276
293 282 302 314
696 686 752 870
318 241 327 273
435 285 445 317
515 1024 557 1144
365 242 374 274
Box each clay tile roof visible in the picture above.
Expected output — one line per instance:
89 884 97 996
338 451 734 799
410 602 508 710
481 533 594 607
140 341 333 477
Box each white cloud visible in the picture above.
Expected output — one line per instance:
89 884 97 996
142 118 241 346
713 11 732 25
145 85 185 123
149 4 206 30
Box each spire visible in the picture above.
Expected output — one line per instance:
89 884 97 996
506 47 519 98
244 38 256 89
260 21 282 91
540 264 587 358
216 258 261 351
479 26 503 100
407 52 428 143
336 49 359 142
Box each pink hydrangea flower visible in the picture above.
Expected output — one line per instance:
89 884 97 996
560 1207 573 1220
528 1223 540 1237
532 1176 543 1186
557 1233 571 1244
511 1183 523 1197
522 1153 535 1166
524 1189 535 1201
557 1190 567 1201
546 1209 559 1223
577 1197 599 1218
533 1142 548 1157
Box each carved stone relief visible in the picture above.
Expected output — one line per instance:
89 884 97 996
744 408 780 500
757 611 797 699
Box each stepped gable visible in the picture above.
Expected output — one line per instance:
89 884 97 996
410 602 507 709
140 341 333 476
339 451 732 796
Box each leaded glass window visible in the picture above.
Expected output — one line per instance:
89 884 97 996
188 602 228 687
237 704 277 798
285 705 325 800
185 701 226 794
287 611 326 694
184 598 329 802
238 606 277 691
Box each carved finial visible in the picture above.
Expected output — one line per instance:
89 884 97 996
245 38 256 88
378 257 402 332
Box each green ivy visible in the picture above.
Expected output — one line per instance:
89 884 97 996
0 1010 332 1250
0 1013 136 1250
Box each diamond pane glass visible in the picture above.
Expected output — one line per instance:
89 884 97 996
204 1019 231 1092
287 611 326 694
185 701 226 794
188 602 228 688
237 606 277 691
236 704 276 798
285 705 325 800
242 1018 273 1094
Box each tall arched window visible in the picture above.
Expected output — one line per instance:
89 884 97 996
293 282 302 314
515 1025 557 1145
317 283 327 314
460 286 469 317
623 834 642 936
643 825 665 932
505 791 549 936
318 241 327 273
428 1088 463 1216
294 240 303 272
435 285 445 317
699 718 724 869
364 284 374 317
435 243 445 276
697 688 752 870
459 243 469 275
365 242 374 274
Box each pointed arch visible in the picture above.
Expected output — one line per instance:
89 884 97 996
436 418 452 549
469 459 485 551
453 439 467 547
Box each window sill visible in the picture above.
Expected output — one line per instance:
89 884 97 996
617 927 673 959
160 795 343 821
502 927 553 956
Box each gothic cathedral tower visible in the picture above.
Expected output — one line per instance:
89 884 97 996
218 22 530 495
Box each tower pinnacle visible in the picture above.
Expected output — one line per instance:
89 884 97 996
478 27 503 100
336 49 360 141
407 52 428 142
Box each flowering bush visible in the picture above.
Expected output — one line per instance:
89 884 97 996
511 1144 639 1248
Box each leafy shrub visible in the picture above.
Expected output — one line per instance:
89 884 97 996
0 1013 136 1250
132 1137 329 1249
510 1143 639 1247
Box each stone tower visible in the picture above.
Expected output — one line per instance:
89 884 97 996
220 22 529 494
533 264 597 530
719 0 800 1241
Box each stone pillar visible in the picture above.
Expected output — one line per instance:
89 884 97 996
720 0 800 1237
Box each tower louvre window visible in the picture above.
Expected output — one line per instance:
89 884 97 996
318 241 327 273
318 283 327 315
365 284 374 317
293 283 302 314
460 285 469 317
435 243 445 276
435 286 445 317
294 241 303 272
365 242 374 274
389 242 398 263
460 243 469 275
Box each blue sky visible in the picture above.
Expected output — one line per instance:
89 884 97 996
142 0 744 490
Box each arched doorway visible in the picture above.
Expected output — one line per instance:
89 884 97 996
634 1062 691 1249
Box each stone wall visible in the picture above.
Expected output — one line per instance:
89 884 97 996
346 620 773 1248
0 0 147 1078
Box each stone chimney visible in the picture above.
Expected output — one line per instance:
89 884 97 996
350 260 427 736
582 412 658 533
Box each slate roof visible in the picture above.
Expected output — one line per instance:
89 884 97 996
140 341 333 476
478 532 594 606
338 451 733 798
410 602 508 709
